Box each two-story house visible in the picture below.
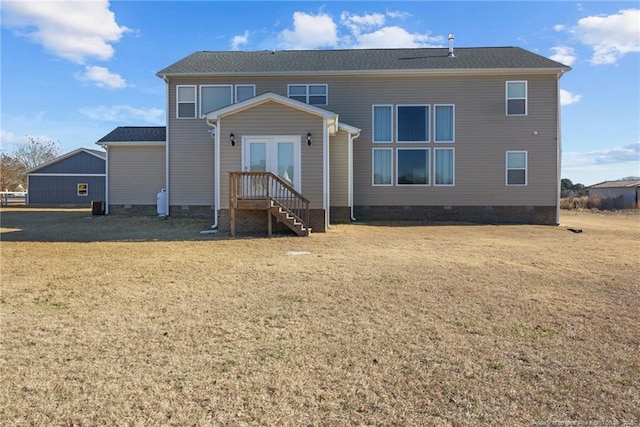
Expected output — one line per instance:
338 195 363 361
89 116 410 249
97 46 570 235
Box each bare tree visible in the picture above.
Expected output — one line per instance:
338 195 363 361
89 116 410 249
13 137 60 170
0 152 26 191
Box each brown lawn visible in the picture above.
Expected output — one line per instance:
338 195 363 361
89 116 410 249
1 208 638 425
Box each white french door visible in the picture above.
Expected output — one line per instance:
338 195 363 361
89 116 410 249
242 136 301 191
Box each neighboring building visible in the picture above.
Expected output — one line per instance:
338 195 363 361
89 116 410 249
98 46 570 234
588 180 640 210
25 148 105 206
96 126 167 215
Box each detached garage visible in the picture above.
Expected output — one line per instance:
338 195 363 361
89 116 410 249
26 148 106 206
588 180 640 210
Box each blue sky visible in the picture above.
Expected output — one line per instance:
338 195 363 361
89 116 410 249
1 1 638 185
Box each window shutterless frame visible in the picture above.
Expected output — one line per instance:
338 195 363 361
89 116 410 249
396 148 430 186
200 85 233 117
506 151 528 186
372 148 393 186
396 104 430 143
235 84 256 103
434 104 455 143
176 85 196 119
287 84 328 105
506 81 527 116
434 148 455 186
372 105 393 143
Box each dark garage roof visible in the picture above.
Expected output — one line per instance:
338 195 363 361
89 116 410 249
97 126 166 144
157 47 571 76
589 180 640 189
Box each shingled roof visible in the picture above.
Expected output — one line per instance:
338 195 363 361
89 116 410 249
97 126 166 144
157 47 570 76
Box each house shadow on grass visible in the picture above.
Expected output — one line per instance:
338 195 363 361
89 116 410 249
0 208 234 243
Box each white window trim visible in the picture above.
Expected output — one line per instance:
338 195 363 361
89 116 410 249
396 104 431 143
77 183 88 196
176 85 196 119
506 151 528 186
372 104 393 143
434 147 455 187
287 84 328 105
396 148 430 186
235 84 256 103
200 84 233 117
506 81 528 116
372 148 393 187
434 104 455 143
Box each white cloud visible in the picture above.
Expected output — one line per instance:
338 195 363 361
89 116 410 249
549 46 577 66
386 10 412 20
280 12 338 49
553 24 566 32
232 31 249 51
0 130 18 145
571 9 640 65
340 12 386 35
2 0 129 63
79 66 127 89
79 105 164 124
564 142 640 169
355 26 441 49
560 89 582 106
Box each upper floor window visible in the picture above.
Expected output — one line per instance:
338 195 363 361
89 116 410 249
373 105 393 143
506 81 527 116
200 85 232 117
506 151 527 185
397 105 429 143
434 105 455 142
236 84 256 103
288 84 328 105
177 85 196 118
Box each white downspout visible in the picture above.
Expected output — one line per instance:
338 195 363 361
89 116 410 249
212 119 220 229
163 75 170 217
556 71 564 225
103 144 109 214
349 130 360 221
324 122 330 229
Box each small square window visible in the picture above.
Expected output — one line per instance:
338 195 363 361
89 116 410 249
397 149 429 185
236 85 256 102
397 105 429 142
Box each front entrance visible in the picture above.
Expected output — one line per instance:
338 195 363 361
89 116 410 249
242 136 301 191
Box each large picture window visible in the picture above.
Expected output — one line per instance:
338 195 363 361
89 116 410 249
397 105 429 142
434 148 455 186
506 81 527 116
177 85 196 118
373 105 392 143
506 151 527 185
434 105 455 142
200 85 232 117
287 84 328 105
397 149 429 185
372 148 392 186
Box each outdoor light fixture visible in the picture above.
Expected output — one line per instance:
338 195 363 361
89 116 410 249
230 133 236 146
306 132 312 146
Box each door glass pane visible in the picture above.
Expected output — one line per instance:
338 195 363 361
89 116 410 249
250 143 266 171
277 143 294 184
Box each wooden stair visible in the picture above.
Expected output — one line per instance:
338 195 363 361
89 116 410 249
269 204 311 236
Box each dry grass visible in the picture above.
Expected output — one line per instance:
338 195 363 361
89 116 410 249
1 208 639 426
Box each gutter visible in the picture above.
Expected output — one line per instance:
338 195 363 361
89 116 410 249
349 129 361 221
555 70 568 225
163 75 170 217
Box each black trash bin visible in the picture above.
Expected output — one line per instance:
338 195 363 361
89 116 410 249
91 200 105 216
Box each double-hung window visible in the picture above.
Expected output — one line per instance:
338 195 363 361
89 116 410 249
397 149 429 185
236 84 256 103
177 85 196 118
434 105 455 142
200 85 232 117
506 81 527 116
397 105 429 142
434 148 455 186
372 105 393 143
506 151 527 185
372 148 393 186
288 84 328 105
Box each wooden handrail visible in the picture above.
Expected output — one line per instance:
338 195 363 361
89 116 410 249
229 172 310 234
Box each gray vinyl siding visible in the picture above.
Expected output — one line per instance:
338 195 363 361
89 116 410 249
218 102 325 209
330 130 349 207
27 175 105 205
32 151 105 174
165 71 559 209
109 146 166 205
